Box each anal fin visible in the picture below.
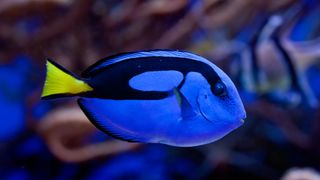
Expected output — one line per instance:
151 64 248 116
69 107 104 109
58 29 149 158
77 98 145 143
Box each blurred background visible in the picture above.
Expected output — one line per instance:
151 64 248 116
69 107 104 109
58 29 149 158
1 0 320 179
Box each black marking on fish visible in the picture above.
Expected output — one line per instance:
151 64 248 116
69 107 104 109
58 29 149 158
81 53 222 100
82 49 177 76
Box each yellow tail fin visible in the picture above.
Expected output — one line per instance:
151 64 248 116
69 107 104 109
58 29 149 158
41 59 93 99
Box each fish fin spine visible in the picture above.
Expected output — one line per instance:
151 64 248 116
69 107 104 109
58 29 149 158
41 59 93 99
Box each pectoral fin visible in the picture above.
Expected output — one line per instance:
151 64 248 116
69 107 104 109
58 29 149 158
172 88 197 119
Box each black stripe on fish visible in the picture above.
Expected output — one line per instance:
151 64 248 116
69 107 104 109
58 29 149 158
82 49 182 77
82 56 222 100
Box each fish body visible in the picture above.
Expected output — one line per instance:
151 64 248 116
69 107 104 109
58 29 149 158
42 50 246 147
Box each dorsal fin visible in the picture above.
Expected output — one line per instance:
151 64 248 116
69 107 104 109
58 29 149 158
81 49 210 77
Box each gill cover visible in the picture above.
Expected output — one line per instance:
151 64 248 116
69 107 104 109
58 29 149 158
197 88 225 123
41 59 93 99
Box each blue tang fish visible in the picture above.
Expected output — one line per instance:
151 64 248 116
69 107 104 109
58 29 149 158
41 50 246 147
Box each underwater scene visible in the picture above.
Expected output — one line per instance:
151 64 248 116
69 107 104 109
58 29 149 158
1 0 320 179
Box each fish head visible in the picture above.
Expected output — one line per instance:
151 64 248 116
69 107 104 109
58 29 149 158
196 69 246 137
165 70 246 147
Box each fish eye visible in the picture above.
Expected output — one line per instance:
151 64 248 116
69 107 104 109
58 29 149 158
211 81 227 96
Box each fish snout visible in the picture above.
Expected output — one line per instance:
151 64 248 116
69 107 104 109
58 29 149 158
238 113 247 124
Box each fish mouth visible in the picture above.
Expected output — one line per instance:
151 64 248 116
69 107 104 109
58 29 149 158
197 101 247 125
238 113 246 124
